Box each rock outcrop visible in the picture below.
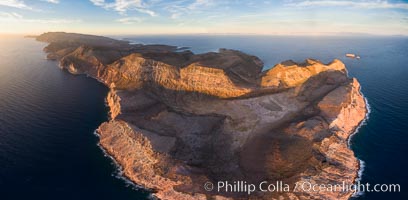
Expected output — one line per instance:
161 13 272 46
38 32 367 200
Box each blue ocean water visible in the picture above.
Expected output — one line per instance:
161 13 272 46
1 35 407 199
0 37 150 199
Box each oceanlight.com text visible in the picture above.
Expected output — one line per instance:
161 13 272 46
203 181 401 195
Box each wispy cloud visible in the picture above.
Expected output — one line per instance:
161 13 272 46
286 0 408 10
164 0 217 19
0 0 32 10
0 12 23 19
117 17 143 24
134 7 156 16
0 11 81 23
89 0 156 16
41 0 60 4
170 12 181 19
188 0 214 10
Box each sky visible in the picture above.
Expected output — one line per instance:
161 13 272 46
0 0 407 35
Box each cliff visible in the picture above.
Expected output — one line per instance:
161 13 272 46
38 32 367 200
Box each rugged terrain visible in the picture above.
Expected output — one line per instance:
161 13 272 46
37 32 367 200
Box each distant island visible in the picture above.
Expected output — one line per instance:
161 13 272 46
36 32 367 200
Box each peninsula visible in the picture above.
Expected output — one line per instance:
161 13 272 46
36 32 367 200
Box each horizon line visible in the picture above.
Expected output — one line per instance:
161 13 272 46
1 31 408 37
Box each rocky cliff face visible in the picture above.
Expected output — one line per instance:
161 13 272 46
38 32 367 200
106 83 121 120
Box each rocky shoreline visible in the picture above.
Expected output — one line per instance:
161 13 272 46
36 32 367 200
347 96 371 198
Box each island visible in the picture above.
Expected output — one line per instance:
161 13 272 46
36 32 367 200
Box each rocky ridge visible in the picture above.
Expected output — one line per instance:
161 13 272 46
37 32 367 200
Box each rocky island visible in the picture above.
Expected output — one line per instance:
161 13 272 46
36 32 367 200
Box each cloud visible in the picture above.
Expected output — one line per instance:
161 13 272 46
0 11 81 23
286 0 408 10
89 0 104 6
117 17 143 24
135 8 156 16
0 0 32 9
188 0 213 10
165 0 217 19
0 12 23 19
89 0 156 16
171 13 181 19
42 0 60 4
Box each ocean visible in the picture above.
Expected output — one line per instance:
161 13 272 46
0 35 407 199
0 37 151 199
